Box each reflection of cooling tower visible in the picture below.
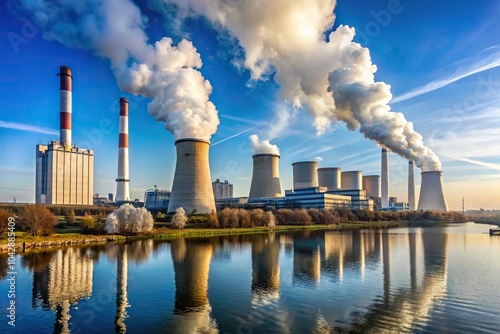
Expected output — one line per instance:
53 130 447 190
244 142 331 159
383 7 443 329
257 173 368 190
417 171 448 211
292 161 318 190
168 139 216 214
363 175 381 198
293 239 321 287
318 167 341 190
381 148 389 207
408 160 416 210
341 171 362 190
171 238 213 311
116 98 130 202
252 235 280 293
249 154 282 198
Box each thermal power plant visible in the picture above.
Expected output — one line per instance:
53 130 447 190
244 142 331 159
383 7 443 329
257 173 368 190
168 138 216 214
408 160 416 210
318 167 341 191
115 98 130 202
35 66 94 205
381 148 389 208
417 171 448 211
292 161 318 190
249 153 282 198
341 171 362 190
212 179 234 199
363 175 381 198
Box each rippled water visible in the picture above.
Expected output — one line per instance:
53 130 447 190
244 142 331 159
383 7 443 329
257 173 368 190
1 222 499 333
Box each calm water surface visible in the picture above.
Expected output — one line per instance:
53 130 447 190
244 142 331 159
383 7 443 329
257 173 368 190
1 222 499 333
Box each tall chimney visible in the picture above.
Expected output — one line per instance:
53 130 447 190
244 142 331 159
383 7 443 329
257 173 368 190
168 138 216 214
417 171 448 211
408 160 416 210
381 148 389 207
249 153 282 199
58 66 72 147
116 98 130 202
292 161 318 190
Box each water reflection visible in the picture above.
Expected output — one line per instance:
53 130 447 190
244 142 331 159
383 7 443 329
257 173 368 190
335 230 449 333
9 225 495 334
30 248 94 333
170 238 218 333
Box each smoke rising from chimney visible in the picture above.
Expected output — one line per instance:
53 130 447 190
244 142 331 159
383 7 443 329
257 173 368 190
250 134 280 156
159 0 441 171
14 0 219 141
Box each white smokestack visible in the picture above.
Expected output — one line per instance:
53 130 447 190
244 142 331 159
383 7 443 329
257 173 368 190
381 148 389 208
168 139 216 214
408 160 416 210
160 0 441 171
417 171 448 212
58 66 72 147
116 98 130 202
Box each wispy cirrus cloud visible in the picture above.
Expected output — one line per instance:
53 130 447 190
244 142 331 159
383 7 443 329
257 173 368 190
392 47 500 103
0 120 58 135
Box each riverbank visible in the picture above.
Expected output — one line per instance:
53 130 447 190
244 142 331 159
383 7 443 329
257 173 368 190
1 220 455 254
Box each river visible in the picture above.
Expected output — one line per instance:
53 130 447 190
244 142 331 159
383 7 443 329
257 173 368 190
0 222 499 333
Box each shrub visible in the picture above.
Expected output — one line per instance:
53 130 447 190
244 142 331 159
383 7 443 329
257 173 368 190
208 210 220 228
171 207 188 229
0 208 12 235
20 204 57 236
65 208 76 225
265 211 276 228
250 209 266 226
81 213 105 235
105 204 154 234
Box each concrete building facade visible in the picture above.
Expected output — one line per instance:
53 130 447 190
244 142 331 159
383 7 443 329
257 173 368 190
212 179 234 199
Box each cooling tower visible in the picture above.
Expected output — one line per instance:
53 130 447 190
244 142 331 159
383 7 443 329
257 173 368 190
381 148 389 207
408 160 416 210
58 66 72 147
168 138 216 214
341 171 362 190
417 171 448 211
318 167 341 191
292 161 318 190
115 98 130 202
363 175 381 198
249 154 282 198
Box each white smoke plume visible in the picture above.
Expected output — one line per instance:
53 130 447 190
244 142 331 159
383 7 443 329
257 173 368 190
157 0 441 171
12 0 219 140
250 134 280 156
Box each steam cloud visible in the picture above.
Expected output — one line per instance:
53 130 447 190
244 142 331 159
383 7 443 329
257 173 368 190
157 0 441 171
12 0 219 140
250 134 280 156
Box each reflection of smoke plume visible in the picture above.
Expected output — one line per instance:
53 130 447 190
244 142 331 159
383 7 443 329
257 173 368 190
158 0 440 170
12 0 219 140
250 134 280 155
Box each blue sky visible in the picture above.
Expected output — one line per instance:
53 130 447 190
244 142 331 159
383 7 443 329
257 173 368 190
1 0 500 210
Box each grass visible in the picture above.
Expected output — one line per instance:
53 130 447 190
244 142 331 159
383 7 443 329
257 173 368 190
1 220 408 248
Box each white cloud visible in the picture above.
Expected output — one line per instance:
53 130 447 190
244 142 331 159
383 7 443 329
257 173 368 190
0 120 58 135
392 47 500 103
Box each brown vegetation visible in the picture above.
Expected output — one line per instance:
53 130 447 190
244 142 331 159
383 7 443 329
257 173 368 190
0 208 12 235
19 204 57 236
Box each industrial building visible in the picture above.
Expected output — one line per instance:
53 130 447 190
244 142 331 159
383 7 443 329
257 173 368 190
144 186 171 211
249 153 282 199
212 179 233 199
35 66 94 205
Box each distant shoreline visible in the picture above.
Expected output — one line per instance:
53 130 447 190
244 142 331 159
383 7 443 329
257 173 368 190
0 220 471 254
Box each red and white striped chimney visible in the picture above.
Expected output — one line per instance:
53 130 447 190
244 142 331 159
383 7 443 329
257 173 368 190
115 98 130 202
58 66 72 147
